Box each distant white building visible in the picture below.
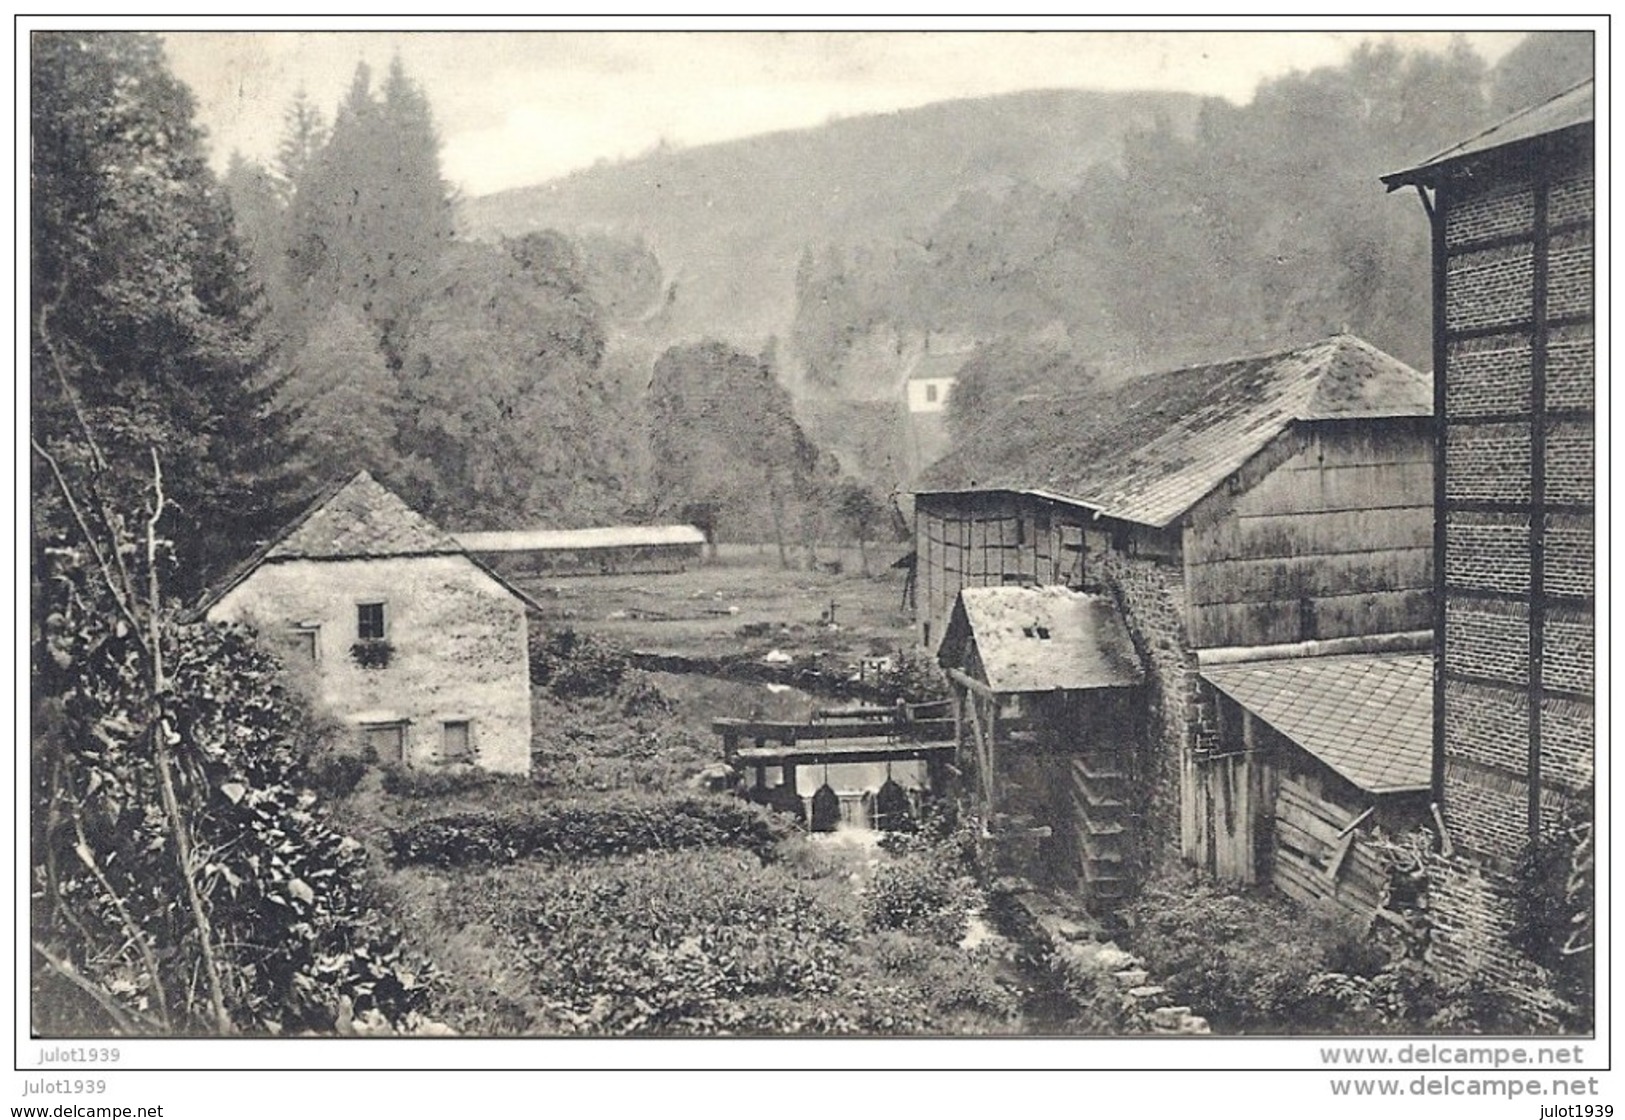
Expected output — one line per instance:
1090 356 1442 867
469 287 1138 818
901 348 967 472
903 347 967 415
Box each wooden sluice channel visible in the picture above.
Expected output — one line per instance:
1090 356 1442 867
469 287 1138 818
712 705 957 804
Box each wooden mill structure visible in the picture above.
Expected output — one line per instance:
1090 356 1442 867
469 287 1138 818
937 586 1145 904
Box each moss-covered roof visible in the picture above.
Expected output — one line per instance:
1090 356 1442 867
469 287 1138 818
914 334 1429 527
940 586 1144 694
267 471 463 560
194 471 542 616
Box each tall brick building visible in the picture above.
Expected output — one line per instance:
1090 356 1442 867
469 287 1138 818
1383 79 1594 1004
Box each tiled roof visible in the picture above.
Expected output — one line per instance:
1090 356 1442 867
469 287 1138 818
1383 78 1593 189
1201 653 1432 794
268 471 462 559
914 335 1429 527
457 525 707 552
941 586 1144 694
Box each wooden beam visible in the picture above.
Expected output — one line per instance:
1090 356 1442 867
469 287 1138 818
712 717 956 742
945 666 997 699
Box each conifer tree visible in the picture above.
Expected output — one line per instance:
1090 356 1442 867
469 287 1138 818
31 31 302 587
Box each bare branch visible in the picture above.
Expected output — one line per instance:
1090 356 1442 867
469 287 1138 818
142 448 232 1035
68 799 171 1030
30 438 151 658
31 941 165 1035
37 297 146 613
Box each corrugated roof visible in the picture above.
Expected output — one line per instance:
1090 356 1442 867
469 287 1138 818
945 586 1143 693
456 525 707 552
915 334 1429 527
269 471 462 559
1201 653 1431 794
1383 78 1594 189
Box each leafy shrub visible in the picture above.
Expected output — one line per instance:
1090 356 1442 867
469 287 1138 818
34 617 430 1035
349 638 394 669
529 624 629 698
389 794 793 868
1123 872 1345 1031
1510 794 1594 1026
414 848 1021 1037
380 764 496 800
861 852 979 946
866 647 950 704
1046 946 1149 1034
305 751 369 800
450 850 860 1034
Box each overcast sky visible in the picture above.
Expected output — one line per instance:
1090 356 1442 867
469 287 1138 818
160 28 1532 198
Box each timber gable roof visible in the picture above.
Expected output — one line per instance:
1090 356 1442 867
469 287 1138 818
913 334 1429 528
939 586 1144 694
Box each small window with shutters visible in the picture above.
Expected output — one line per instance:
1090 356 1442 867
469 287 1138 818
442 720 472 761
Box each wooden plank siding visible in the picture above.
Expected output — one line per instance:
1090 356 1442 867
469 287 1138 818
914 491 1093 647
1183 421 1434 649
1272 774 1390 926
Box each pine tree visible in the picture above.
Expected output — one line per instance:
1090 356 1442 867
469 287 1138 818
286 57 454 347
31 31 303 589
273 87 328 204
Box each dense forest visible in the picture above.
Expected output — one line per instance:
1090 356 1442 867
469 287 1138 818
463 34 1591 487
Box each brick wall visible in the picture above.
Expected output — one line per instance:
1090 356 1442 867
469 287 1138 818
1546 230 1594 319
1543 608 1594 695
1444 599 1530 686
1443 680 1528 778
1545 324 1594 411
1432 134 1594 1024
1540 696 1594 793
1444 179 1534 245
1441 754 1529 861
1425 853 1566 1027
1544 514 1594 598
1444 511 1530 594
1444 424 1531 502
1545 421 1595 505
1444 243 1534 331
1445 334 1532 415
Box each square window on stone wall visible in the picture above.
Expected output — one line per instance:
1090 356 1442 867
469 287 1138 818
357 601 387 641
287 625 319 662
443 720 472 760
363 722 406 763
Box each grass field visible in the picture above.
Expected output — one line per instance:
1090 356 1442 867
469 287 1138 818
515 554 919 665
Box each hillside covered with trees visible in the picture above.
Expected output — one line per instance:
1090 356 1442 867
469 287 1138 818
220 54 870 544
462 33 1592 481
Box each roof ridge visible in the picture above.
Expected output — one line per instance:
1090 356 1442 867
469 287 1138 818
1420 76 1595 166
